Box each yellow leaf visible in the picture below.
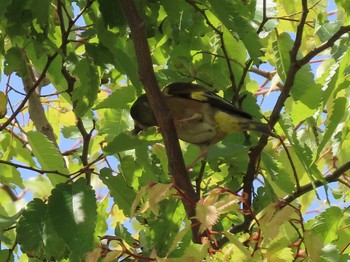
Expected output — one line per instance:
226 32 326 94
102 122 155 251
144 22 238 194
196 200 218 233
0 91 8 118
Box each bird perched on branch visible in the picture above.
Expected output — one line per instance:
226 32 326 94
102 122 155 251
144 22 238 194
130 82 276 163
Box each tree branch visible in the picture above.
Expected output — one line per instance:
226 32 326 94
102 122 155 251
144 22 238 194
282 160 350 204
21 52 58 147
186 0 239 102
0 54 58 132
298 25 350 67
241 0 310 231
119 0 201 242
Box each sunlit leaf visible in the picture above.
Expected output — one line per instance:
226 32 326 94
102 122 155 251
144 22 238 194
48 178 97 260
27 131 68 185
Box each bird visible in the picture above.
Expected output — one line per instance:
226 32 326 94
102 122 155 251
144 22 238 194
130 82 276 165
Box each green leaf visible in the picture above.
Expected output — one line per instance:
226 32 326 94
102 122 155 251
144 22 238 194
261 152 295 196
320 244 345 262
23 175 53 199
207 0 262 65
27 131 68 185
4 47 27 77
313 206 342 244
0 250 14 262
103 131 162 155
29 0 49 25
97 0 125 27
16 199 48 257
72 57 101 117
335 0 350 14
48 178 97 260
0 163 24 188
279 113 324 183
313 97 347 163
95 26 141 89
99 168 136 216
94 87 135 110
17 199 67 259
0 211 21 244
4 0 32 38
149 200 183 257
273 32 292 82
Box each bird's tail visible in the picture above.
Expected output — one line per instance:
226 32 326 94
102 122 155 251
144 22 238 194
215 111 277 138
243 121 278 138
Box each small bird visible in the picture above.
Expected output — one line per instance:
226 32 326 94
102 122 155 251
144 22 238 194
130 82 276 164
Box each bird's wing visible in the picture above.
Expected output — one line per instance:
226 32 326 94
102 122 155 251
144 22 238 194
163 82 253 120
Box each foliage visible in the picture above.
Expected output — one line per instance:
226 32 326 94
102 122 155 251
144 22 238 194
0 0 349 261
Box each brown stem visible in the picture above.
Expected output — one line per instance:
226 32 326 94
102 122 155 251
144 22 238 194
241 0 310 231
282 161 350 204
119 0 201 243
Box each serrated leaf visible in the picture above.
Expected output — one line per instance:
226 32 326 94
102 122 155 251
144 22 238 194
261 152 295 196
17 199 66 259
72 58 100 117
166 220 192 257
148 183 173 215
94 87 135 110
321 244 343 262
207 0 262 65
16 199 48 256
222 232 251 258
273 32 293 82
313 97 347 164
255 204 295 241
103 131 162 155
279 113 325 184
313 206 342 244
130 185 147 217
264 246 294 262
48 178 97 260
27 131 68 185
99 168 136 216
196 201 218 233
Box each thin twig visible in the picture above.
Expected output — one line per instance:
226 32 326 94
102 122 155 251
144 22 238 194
119 0 201 243
282 160 350 204
279 138 300 190
0 54 58 132
185 0 238 101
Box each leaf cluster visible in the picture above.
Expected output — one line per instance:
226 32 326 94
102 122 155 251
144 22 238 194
0 0 349 261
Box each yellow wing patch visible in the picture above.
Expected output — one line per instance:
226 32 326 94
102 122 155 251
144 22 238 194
191 91 208 102
214 111 246 133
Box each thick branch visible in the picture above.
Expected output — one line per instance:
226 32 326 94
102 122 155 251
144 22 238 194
241 0 310 230
21 52 58 147
0 54 58 132
119 0 200 242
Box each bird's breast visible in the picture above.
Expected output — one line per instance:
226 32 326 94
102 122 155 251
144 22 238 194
164 97 225 145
